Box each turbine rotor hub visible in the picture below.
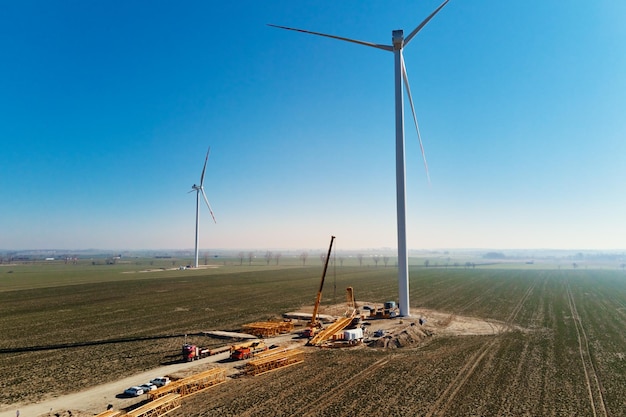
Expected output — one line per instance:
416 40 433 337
392 29 404 50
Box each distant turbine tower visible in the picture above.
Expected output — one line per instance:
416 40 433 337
190 147 216 268
269 0 450 316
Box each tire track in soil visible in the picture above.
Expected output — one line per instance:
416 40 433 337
455 279 507 315
498 278 548 416
232 357 328 417
220 356 390 417
425 279 537 417
296 357 391 417
419 277 469 310
566 282 607 417
497 276 549 415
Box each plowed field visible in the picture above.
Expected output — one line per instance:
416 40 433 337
1 264 625 416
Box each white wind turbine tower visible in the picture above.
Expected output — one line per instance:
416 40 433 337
190 147 216 268
269 0 450 316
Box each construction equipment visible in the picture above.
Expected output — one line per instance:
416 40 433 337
230 340 262 352
369 301 399 319
182 343 230 362
242 320 294 338
245 348 305 376
124 393 181 417
307 288 361 346
149 368 226 401
345 286 361 328
346 286 357 311
308 316 354 346
304 235 335 338
230 340 267 360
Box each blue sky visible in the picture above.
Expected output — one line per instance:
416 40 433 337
1 0 625 251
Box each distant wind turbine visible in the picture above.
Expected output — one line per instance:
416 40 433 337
190 147 216 268
269 0 450 316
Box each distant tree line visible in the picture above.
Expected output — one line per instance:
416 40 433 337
483 252 506 259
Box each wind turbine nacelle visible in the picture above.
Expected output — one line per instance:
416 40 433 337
392 30 404 49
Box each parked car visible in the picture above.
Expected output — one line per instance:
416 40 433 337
149 377 171 387
139 383 157 392
124 386 144 397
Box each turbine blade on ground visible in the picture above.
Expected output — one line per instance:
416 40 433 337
401 55 431 184
268 24 393 52
201 188 217 223
404 0 450 46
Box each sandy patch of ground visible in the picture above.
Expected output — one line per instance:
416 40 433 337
416 308 508 336
305 302 509 350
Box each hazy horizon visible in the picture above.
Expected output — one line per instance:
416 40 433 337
3 247 624 256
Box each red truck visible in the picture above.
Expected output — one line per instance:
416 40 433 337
230 341 267 360
182 343 230 362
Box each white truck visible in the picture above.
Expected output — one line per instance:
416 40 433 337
149 377 171 387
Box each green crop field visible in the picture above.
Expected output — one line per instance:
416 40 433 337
1 259 625 416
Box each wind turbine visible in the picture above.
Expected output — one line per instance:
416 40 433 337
190 147 216 268
269 0 449 316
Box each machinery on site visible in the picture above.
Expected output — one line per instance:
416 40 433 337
368 301 399 319
242 320 294 338
183 339 269 362
346 286 357 312
182 343 230 362
230 340 267 360
345 286 362 328
303 236 335 339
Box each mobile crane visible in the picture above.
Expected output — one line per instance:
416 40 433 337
303 236 335 339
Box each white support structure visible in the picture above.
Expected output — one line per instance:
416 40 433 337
269 0 450 317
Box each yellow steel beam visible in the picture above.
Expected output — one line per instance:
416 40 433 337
149 368 226 400
309 317 353 346
245 349 304 376
124 393 181 417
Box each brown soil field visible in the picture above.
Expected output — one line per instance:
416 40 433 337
1 266 625 416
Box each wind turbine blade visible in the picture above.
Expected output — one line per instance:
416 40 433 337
268 24 393 52
404 0 450 46
201 188 217 223
401 55 431 184
200 147 210 187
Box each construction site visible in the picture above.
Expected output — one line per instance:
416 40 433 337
3 253 624 417
89 297 438 417
0 239 522 417
12 298 506 417
83 238 419 416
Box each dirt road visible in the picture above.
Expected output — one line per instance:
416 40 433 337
0 333 302 417
0 310 502 417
